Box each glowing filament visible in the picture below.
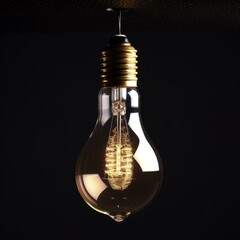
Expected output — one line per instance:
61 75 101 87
104 126 134 190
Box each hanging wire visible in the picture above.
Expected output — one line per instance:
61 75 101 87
118 9 122 35
106 8 127 35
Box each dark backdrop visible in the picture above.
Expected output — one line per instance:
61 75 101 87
1 29 240 239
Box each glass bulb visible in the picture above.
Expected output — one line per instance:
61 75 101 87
75 34 163 222
75 87 163 222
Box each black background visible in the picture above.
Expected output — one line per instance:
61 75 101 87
1 1 240 240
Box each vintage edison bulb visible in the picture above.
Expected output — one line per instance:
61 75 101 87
75 34 163 222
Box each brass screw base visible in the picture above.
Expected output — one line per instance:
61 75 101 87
101 35 138 87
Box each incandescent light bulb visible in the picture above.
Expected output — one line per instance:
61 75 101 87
75 33 163 222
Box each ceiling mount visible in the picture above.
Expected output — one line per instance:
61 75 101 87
106 7 130 12
1 1 240 32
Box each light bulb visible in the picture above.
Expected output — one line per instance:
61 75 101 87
75 34 163 222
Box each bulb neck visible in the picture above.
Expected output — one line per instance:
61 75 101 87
101 34 138 87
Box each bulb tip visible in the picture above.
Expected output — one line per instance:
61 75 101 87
114 214 125 222
109 214 127 222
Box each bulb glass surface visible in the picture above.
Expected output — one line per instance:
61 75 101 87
75 87 163 222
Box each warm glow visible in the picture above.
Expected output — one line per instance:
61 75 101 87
104 127 134 190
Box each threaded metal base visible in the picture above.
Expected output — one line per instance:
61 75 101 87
101 35 138 87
